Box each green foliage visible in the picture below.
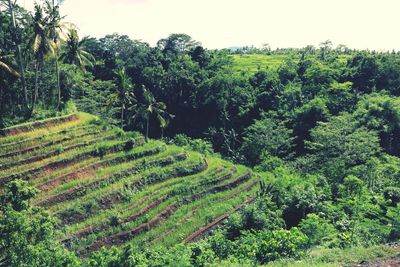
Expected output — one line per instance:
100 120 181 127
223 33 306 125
254 151 285 172
353 93 400 155
302 113 381 182
0 179 38 211
233 228 309 264
0 180 79 267
224 199 284 239
172 134 214 155
241 113 293 165
299 213 338 247
338 175 364 198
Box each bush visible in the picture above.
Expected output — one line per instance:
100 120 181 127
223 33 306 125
234 228 309 264
172 134 214 155
299 213 338 246
124 138 136 151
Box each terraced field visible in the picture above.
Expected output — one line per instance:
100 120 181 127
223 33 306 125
0 112 259 257
230 54 351 74
231 54 291 73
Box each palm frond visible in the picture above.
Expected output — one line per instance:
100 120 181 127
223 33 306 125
0 61 19 77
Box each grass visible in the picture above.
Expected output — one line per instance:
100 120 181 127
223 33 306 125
230 54 293 74
230 54 351 75
265 244 400 267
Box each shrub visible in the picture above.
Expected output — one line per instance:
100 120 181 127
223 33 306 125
124 138 136 151
384 187 400 206
234 228 309 264
299 213 338 246
92 143 109 158
109 214 121 227
172 134 214 155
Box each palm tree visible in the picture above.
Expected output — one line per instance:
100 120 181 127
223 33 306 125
0 0 28 109
59 29 95 70
30 3 54 111
130 86 173 141
43 0 70 109
107 67 135 129
0 52 19 79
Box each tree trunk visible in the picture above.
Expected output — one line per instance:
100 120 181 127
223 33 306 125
32 60 40 112
121 104 124 129
8 0 29 111
55 56 61 110
146 117 149 142
161 127 164 139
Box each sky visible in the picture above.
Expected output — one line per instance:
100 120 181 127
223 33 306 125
16 0 400 51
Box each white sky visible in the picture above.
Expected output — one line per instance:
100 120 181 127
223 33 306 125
17 0 400 51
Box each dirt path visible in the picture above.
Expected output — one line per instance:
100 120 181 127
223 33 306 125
351 254 400 267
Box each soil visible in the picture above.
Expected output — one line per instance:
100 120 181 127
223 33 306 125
351 254 400 267
79 203 178 257
183 196 257 243
0 114 79 136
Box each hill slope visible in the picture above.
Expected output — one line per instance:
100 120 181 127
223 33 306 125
0 113 259 256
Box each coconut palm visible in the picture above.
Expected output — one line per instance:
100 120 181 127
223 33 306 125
130 86 173 141
107 67 135 129
43 0 71 109
59 29 95 70
0 52 19 79
0 0 28 109
30 3 54 111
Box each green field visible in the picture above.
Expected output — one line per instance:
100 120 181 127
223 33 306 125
231 54 291 73
0 113 259 257
230 54 351 75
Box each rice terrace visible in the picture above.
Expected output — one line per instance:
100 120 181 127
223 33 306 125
0 112 258 257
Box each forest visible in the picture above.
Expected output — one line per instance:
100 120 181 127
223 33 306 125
1 0 400 266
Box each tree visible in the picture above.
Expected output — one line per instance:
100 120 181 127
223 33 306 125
0 0 29 110
60 28 95 69
292 97 330 154
157 33 200 55
109 67 134 129
0 180 79 266
347 52 379 94
353 94 400 156
130 85 173 141
44 0 70 109
0 50 19 79
30 3 54 111
240 113 293 166
305 113 381 182
319 40 333 61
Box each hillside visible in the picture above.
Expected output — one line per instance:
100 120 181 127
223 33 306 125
0 113 259 257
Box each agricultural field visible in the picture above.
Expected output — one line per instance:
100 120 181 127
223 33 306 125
230 54 291 73
230 54 351 75
0 112 259 257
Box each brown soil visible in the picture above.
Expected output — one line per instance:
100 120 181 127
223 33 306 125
0 114 79 136
65 195 170 242
0 132 105 171
0 134 122 186
351 254 400 267
80 203 178 257
68 164 252 254
0 124 94 150
149 176 259 245
39 154 182 208
184 196 257 243
0 129 99 159
37 139 150 192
